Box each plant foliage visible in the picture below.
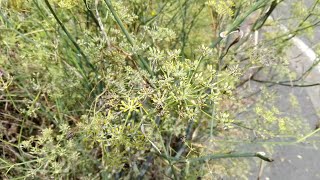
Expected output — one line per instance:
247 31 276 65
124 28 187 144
1 0 320 179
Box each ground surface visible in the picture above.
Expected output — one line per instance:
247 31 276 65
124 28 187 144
247 1 320 179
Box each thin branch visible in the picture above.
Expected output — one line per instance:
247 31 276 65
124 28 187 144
252 78 320 87
103 0 154 77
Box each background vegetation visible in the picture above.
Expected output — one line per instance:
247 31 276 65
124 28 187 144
1 0 319 179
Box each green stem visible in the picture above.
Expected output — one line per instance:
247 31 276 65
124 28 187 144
83 0 102 30
103 0 154 77
252 0 279 31
210 0 270 48
297 128 320 143
180 0 189 60
44 0 95 71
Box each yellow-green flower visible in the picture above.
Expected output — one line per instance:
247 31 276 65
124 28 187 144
120 97 142 113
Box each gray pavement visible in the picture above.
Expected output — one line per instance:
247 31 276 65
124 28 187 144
246 83 320 180
246 1 320 179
